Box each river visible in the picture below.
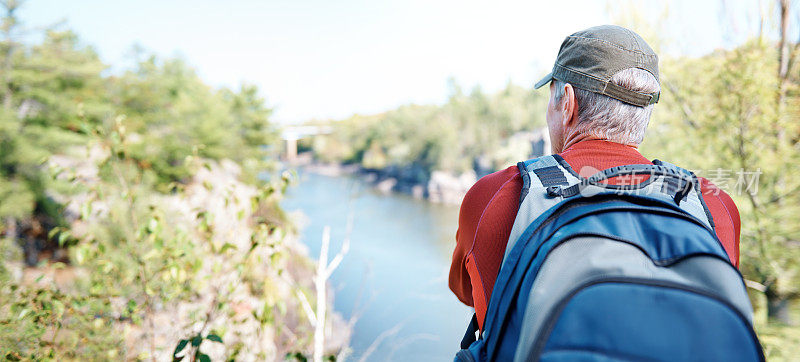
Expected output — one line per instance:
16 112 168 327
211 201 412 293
282 170 473 361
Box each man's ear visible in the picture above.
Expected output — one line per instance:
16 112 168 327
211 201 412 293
561 83 579 128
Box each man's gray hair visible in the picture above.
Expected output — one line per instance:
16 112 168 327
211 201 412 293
552 68 660 145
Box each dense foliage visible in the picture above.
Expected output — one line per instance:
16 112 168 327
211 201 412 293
0 20 277 234
0 2 344 360
1 30 278 246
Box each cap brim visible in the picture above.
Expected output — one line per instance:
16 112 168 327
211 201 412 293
534 72 553 89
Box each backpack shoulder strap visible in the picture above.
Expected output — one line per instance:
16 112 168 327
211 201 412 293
520 155 582 187
516 155 582 204
505 155 581 261
505 156 718 262
544 159 715 230
652 159 716 229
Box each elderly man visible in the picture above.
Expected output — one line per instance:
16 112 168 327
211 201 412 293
449 25 741 338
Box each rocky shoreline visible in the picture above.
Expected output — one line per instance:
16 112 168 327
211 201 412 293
289 152 477 205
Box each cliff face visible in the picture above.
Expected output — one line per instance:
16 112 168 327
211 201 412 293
427 170 478 204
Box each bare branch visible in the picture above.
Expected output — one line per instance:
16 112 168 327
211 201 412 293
777 0 791 81
784 10 800 78
312 227 330 362
357 323 403 362
324 211 353 278
296 290 317 327
311 223 350 362
664 81 700 129
767 182 800 204
324 241 348 279
745 279 768 292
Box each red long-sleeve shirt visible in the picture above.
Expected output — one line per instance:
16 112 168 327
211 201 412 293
448 140 741 330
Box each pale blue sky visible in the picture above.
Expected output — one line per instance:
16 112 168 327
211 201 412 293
19 0 776 124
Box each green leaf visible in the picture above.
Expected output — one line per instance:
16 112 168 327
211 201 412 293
197 353 211 362
127 299 137 312
191 335 202 347
147 217 159 233
81 201 92 220
58 231 71 247
52 300 65 318
48 227 62 240
172 339 189 359
206 334 223 343
219 243 237 254
285 352 308 362
74 247 85 265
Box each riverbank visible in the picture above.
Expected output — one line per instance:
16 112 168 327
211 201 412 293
288 152 477 205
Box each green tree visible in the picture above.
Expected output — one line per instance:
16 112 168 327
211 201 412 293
310 81 545 179
1 1 104 262
0 4 324 358
643 2 800 324
110 56 277 184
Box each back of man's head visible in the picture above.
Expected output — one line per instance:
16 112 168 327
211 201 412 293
536 25 661 146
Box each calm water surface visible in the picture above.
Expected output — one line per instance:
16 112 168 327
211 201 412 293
282 170 472 361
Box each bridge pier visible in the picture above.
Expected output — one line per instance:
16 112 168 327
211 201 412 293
280 125 333 161
285 137 298 161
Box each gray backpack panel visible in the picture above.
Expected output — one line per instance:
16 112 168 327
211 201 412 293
512 236 753 361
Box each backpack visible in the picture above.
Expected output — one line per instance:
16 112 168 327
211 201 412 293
455 155 763 362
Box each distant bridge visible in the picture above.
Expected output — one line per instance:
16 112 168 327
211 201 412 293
280 125 333 160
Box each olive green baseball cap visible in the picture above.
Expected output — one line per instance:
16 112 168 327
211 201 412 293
534 25 660 107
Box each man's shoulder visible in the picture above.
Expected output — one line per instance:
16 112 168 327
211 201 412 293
656 162 740 217
697 177 740 213
461 165 522 209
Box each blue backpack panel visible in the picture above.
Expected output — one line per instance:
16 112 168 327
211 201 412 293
455 155 763 362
